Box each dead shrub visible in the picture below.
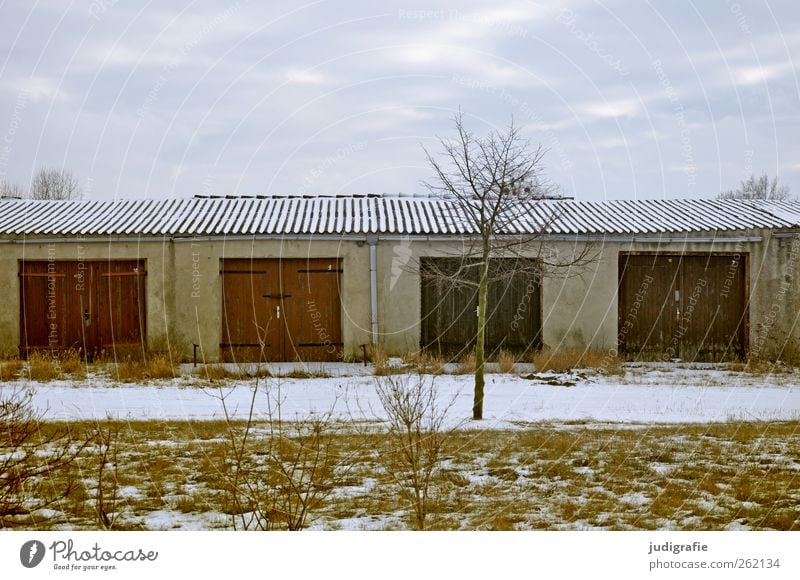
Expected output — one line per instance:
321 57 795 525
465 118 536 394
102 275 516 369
375 374 456 530
0 387 86 527
91 422 121 529
216 380 343 530
497 350 517 374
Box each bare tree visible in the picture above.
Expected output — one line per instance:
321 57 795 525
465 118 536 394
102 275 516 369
28 167 82 200
0 180 25 199
717 172 791 201
423 112 594 420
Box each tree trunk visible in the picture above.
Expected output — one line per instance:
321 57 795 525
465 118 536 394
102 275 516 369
473 250 490 420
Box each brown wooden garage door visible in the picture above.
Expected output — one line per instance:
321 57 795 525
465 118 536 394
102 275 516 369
618 253 747 361
420 258 542 356
220 258 342 362
19 260 146 358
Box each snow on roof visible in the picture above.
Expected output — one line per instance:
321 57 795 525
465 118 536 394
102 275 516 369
0 194 798 237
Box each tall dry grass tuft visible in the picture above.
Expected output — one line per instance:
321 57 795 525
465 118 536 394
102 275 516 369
497 350 517 374
26 352 63 381
59 349 87 379
453 351 476 375
114 354 177 382
372 345 405 376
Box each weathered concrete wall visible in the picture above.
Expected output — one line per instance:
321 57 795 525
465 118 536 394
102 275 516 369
747 233 800 360
375 231 800 360
0 238 372 361
2 230 797 361
0 240 173 357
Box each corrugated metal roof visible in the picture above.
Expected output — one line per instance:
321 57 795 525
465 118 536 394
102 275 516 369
0 195 798 237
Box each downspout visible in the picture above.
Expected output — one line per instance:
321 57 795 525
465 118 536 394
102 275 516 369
366 234 379 345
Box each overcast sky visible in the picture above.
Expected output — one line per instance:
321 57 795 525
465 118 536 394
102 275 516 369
1 1 798 201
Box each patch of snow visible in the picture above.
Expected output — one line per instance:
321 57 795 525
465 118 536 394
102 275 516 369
116 485 142 499
725 520 751 531
142 510 229 531
650 463 674 475
619 491 650 507
19 365 800 427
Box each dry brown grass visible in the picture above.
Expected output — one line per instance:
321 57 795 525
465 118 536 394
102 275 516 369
113 354 177 382
59 350 87 379
193 365 272 381
730 357 795 374
278 368 331 379
22 419 800 531
454 351 476 375
402 351 446 375
497 350 517 374
26 352 63 381
532 348 622 374
372 346 406 376
0 359 23 381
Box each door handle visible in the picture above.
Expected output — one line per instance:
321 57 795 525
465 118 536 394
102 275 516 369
276 305 280 319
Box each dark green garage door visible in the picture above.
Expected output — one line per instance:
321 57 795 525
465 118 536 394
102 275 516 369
420 258 542 356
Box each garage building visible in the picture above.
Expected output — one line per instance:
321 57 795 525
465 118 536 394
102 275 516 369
0 194 798 363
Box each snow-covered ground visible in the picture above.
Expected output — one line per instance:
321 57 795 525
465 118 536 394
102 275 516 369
21 364 800 427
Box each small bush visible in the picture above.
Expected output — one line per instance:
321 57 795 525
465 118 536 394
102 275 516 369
375 374 455 530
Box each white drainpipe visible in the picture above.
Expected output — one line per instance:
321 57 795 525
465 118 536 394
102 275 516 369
367 234 378 345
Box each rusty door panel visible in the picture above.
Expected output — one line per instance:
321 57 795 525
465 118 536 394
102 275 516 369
618 255 680 359
19 260 146 358
220 258 342 362
680 256 746 360
95 261 146 354
619 254 746 361
282 258 343 362
220 259 280 362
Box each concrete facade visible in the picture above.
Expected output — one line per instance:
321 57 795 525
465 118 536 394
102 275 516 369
2 229 798 361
